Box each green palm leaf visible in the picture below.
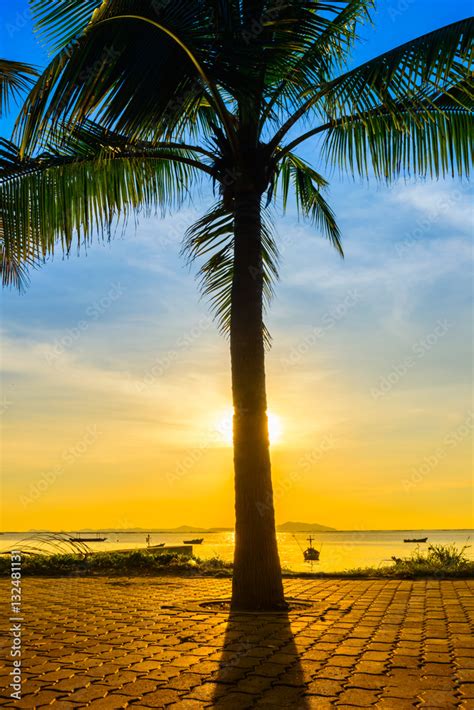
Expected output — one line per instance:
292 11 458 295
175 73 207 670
322 100 473 180
182 202 279 340
0 124 209 287
272 152 343 256
271 17 473 149
0 59 37 118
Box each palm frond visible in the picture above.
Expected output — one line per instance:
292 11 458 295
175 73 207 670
29 0 104 53
271 17 473 149
18 1 225 153
0 127 206 286
322 102 473 180
272 152 343 256
0 59 37 117
182 202 279 339
321 18 473 120
0 224 37 291
261 0 375 131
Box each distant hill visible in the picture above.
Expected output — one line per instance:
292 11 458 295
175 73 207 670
60 526 233 533
277 521 336 532
27 523 334 533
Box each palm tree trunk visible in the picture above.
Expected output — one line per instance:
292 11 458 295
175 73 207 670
230 189 286 611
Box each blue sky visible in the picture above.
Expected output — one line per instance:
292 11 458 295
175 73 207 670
0 1 473 530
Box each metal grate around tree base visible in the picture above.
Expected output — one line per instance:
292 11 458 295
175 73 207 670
162 597 353 616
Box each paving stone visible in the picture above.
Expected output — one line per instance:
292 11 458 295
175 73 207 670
256 685 307 706
306 678 344 696
49 677 88 692
236 676 274 694
39 669 74 682
66 685 109 703
213 692 255 709
137 688 181 706
419 689 459 707
336 688 380 706
459 684 474 699
119 679 159 695
377 699 418 709
166 673 203 691
184 681 227 702
345 673 385 690
355 660 387 674
29 690 64 705
315 665 351 681
304 697 338 710
87 697 131 709
326 655 358 667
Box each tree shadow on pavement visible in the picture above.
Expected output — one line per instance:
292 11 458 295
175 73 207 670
212 610 310 709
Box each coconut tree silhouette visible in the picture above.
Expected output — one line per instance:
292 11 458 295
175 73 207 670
0 1 472 609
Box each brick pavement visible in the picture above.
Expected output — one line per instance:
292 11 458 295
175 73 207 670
0 578 473 708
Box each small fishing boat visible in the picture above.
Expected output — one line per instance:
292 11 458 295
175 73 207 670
69 535 107 542
403 537 428 543
183 538 204 544
303 535 320 562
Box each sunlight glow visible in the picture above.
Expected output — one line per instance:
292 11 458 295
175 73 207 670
215 410 283 445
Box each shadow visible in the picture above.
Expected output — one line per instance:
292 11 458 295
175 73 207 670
212 609 310 709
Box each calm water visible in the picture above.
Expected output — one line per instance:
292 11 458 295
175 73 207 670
1 530 472 572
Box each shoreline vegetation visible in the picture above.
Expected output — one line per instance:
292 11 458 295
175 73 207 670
0 544 472 579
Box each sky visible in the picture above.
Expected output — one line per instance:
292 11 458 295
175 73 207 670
0 1 473 531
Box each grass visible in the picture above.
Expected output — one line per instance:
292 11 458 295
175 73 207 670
0 544 472 578
0 551 233 577
286 543 474 579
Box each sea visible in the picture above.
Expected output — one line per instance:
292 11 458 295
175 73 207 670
1 529 472 573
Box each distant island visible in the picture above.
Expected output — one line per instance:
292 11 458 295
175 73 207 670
276 521 336 532
24 522 336 533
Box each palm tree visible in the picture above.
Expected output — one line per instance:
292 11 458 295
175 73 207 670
0 0 472 610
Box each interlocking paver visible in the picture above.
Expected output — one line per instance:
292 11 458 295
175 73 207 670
87 696 130 709
336 688 380 705
0 578 472 708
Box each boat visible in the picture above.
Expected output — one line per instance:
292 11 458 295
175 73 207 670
69 535 107 542
303 535 320 562
183 538 204 544
404 537 428 543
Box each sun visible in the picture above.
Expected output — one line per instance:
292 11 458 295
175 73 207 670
215 410 283 445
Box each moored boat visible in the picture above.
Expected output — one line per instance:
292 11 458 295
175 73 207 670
183 538 204 544
69 535 107 542
403 537 428 543
303 535 320 561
